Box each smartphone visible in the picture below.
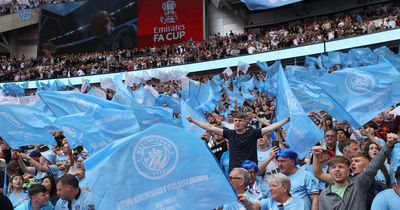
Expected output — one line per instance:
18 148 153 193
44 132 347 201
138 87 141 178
272 140 280 149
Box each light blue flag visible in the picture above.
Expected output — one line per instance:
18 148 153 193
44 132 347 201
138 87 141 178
1 83 25 96
141 105 179 127
327 51 343 66
350 48 377 66
288 78 326 113
289 77 359 126
374 46 400 72
257 60 268 74
233 83 244 106
266 61 282 96
305 56 318 68
47 81 60 92
20 81 29 89
315 62 400 128
112 74 179 129
241 0 302 10
143 88 158 106
55 80 67 91
321 54 332 69
181 100 207 137
53 108 140 154
83 123 237 210
0 105 57 148
67 79 74 89
241 75 257 90
196 82 216 112
209 80 222 99
276 67 323 158
212 74 223 85
131 86 145 104
38 91 127 117
186 80 201 109
112 73 137 106
241 86 254 100
285 65 308 80
155 94 181 113
32 96 54 117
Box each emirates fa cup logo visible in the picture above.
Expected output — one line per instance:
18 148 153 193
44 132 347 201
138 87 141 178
160 0 178 24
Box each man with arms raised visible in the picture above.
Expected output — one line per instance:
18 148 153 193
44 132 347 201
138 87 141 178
187 112 289 173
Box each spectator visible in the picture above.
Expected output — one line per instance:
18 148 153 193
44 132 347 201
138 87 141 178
7 174 29 208
318 134 397 210
0 168 13 210
186 112 289 173
14 184 54 210
55 174 94 210
16 150 58 182
222 167 259 209
41 175 59 206
276 149 319 210
240 173 307 210
371 166 400 210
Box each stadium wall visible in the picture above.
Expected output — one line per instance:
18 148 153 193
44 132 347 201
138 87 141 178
207 2 244 36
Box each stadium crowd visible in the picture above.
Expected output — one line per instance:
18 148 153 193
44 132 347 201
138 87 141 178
0 4 399 82
0 2 400 210
0 0 80 16
0 58 400 209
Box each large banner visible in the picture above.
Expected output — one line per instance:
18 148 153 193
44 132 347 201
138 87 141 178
138 0 204 48
39 0 137 54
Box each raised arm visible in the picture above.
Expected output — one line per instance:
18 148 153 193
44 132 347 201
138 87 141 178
16 152 50 173
359 133 397 183
258 147 279 175
186 116 223 136
361 128 384 148
261 117 289 136
16 154 37 175
312 146 333 184
238 194 260 210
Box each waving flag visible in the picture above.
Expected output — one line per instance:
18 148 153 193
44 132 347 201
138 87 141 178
53 108 140 154
241 0 302 10
315 62 400 128
265 61 282 96
349 48 377 67
374 46 400 72
257 60 269 73
84 123 236 210
0 105 56 148
276 67 323 158
38 91 127 117
181 99 208 137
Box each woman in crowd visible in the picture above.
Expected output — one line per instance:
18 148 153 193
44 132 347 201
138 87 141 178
41 175 59 206
7 174 29 208
364 141 396 189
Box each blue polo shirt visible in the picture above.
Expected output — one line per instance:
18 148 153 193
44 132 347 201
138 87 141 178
287 168 319 210
260 197 306 210
55 189 94 210
371 188 400 210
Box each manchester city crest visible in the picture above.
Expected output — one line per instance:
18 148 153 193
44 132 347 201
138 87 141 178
133 135 179 180
344 72 375 95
